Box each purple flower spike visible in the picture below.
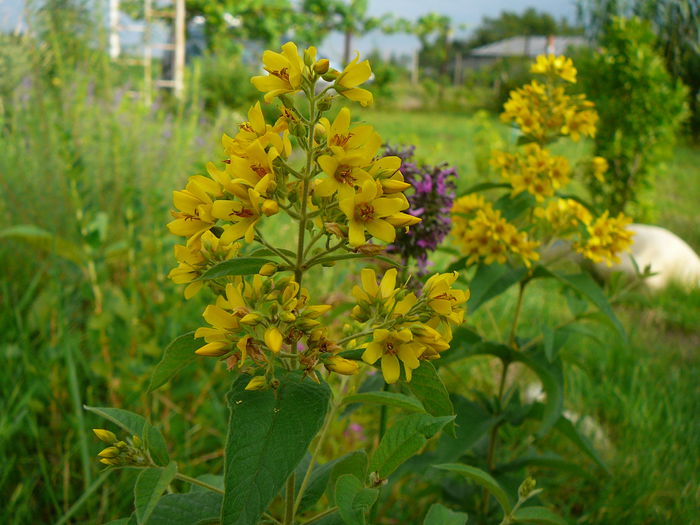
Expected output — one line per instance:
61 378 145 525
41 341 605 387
383 144 457 275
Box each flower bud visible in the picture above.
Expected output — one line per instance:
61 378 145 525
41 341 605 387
324 222 345 238
98 446 120 458
195 341 230 357
290 121 306 138
518 476 537 499
100 457 120 466
314 58 330 75
322 69 340 82
244 376 267 391
279 311 296 323
303 48 316 67
258 262 278 276
93 429 117 444
240 313 262 325
325 356 360 375
132 435 143 448
317 96 333 111
264 326 284 353
261 199 279 217
380 179 412 193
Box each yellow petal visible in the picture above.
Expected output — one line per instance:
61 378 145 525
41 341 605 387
381 354 400 384
379 268 397 299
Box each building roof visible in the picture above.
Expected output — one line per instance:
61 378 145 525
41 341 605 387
470 36 590 58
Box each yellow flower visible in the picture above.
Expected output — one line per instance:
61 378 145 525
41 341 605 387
228 139 279 195
574 211 634 266
339 180 411 247
211 187 264 244
324 355 360 375
362 328 423 383
352 268 398 304
534 198 592 233
334 53 374 106
423 272 468 327
592 156 609 182
222 102 290 158
251 42 304 102
167 175 220 247
316 151 373 200
319 107 382 158
531 54 577 83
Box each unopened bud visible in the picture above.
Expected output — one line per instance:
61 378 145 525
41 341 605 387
240 313 262 325
317 96 333 111
322 69 340 82
314 59 330 75
261 199 279 217
264 326 284 353
325 356 360 375
100 457 120 466
290 121 306 138
518 476 537 499
93 429 117 444
98 446 120 458
258 262 278 276
132 435 143 448
244 376 267 391
303 48 316 67
195 341 229 357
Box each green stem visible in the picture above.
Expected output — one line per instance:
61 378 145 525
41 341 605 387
174 473 224 495
255 230 296 266
294 94 317 289
284 472 296 525
378 381 390 442
303 506 339 524
508 281 528 348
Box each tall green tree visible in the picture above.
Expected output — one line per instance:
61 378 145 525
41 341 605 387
577 0 700 135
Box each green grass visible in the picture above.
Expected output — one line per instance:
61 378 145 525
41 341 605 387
2 30 700 524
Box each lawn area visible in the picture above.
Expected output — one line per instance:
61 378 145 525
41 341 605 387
1 97 699 524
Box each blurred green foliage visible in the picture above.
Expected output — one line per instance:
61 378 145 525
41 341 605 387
576 17 688 219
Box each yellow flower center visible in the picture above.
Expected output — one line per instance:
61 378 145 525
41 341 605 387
385 341 396 354
331 133 353 147
251 164 268 178
266 67 289 82
240 122 255 133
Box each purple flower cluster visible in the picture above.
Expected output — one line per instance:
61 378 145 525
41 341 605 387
384 144 457 273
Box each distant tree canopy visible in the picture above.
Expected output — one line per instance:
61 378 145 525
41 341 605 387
459 8 584 52
576 0 700 136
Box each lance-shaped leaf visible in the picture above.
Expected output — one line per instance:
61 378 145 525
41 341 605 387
221 371 331 525
434 463 512 515
341 391 426 413
370 414 454 479
404 361 455 436
468 263 527 313
512 506 567 524
148 332 199 392
84 406 169 466
134 462 177 524
147 491 222 525
197 257 275 280
423 503 468 525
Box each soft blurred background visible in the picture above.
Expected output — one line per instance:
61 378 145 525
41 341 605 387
1 0 699 523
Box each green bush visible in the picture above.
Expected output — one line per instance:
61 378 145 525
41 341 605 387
577 17 688 219
196 51 260 113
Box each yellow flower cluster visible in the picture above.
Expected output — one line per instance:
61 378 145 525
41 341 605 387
452 195 540 268
92 429 146 467
574 211 634 266
501 56 598 143
491 144 571 202
165 42 438 387
452 55 633 273
350 269 468 383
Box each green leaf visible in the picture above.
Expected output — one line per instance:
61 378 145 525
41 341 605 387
493 191 534 221
434 463 512 515
294 451 366 513
188 474 224 493
84 406 169 466
341 392 425 413
405 361 455 436
134 462 178 524
423 503 468 525
434 395 501 463
327 451 369 506
551 272 625 339
221 371 331 525
370 414 454 479
197 257 274 280
0 224 84 265
147 491 222 525
334 474 379 525
512 506 568 524
515 351 564 437
148 332 199 392
468 264 527 313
